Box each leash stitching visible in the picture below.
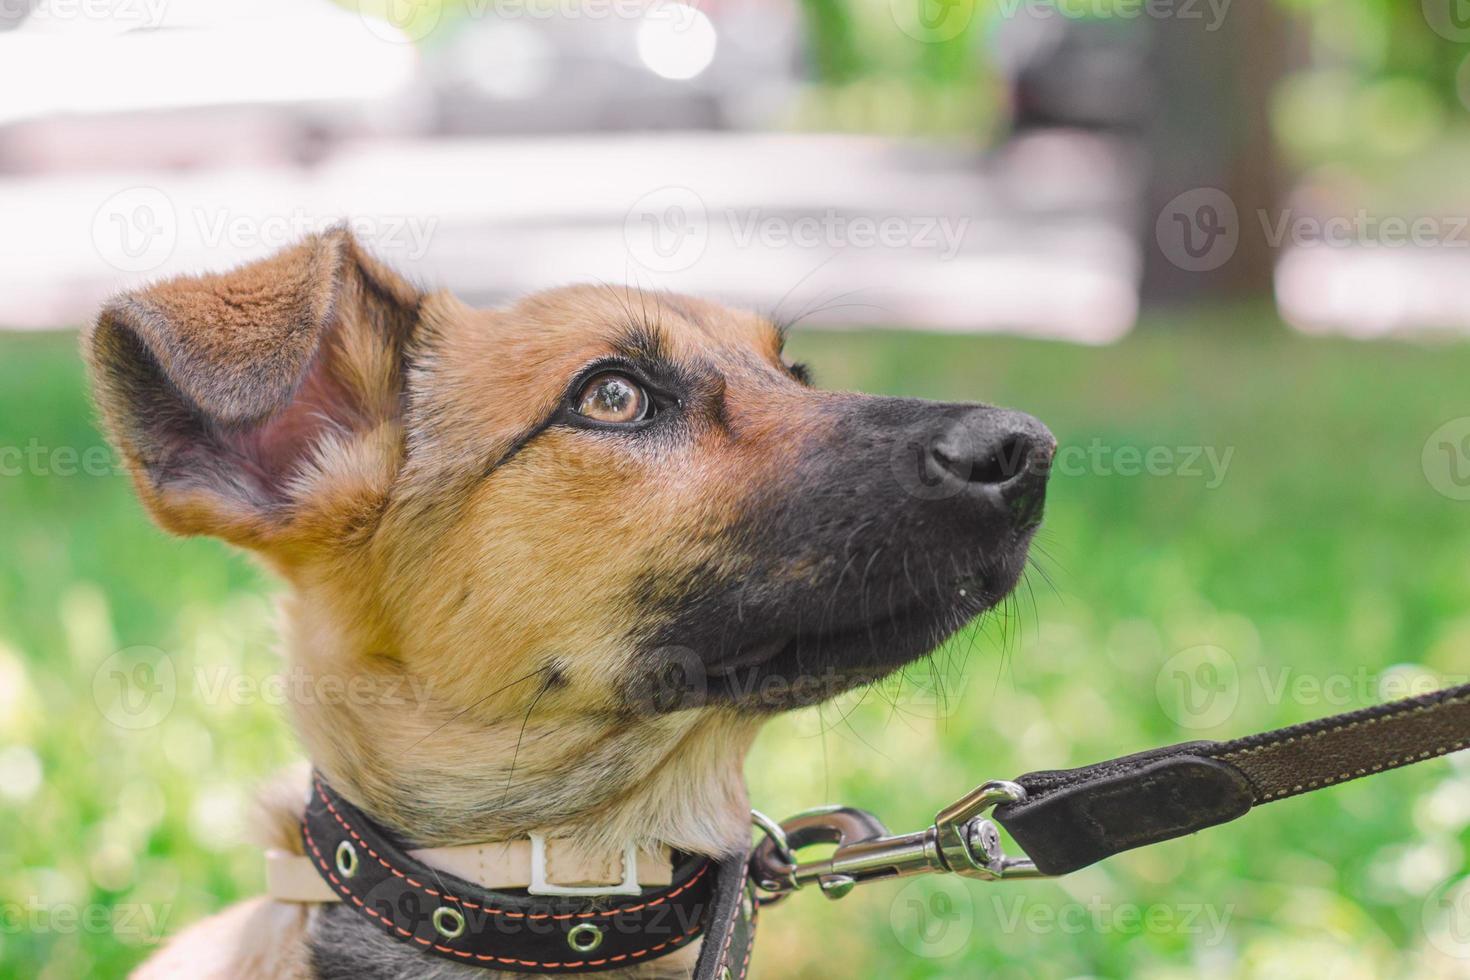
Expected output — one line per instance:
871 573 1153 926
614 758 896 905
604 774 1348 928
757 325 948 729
1220 696 1470 801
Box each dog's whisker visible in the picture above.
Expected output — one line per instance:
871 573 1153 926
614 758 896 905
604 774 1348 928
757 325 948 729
500 672 559 807
402 664 557 759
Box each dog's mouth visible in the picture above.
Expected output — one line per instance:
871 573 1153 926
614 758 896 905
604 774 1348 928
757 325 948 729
627 539 1034 715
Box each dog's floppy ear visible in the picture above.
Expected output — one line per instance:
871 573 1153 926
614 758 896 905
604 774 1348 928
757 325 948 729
85 227 420 554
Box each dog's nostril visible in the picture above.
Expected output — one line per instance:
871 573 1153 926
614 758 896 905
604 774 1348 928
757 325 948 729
970 434 1031 485
933 430 1035 486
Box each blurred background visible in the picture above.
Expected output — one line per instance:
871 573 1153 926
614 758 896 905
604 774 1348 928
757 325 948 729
4 0 1470 976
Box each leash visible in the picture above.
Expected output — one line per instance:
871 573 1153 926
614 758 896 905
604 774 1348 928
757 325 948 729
293 684 1466 976
749 681 1470 900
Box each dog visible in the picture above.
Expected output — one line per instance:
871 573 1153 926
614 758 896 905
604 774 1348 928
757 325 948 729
84 227 1054 978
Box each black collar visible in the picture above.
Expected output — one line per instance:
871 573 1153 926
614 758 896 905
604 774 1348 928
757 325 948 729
302 773 756 977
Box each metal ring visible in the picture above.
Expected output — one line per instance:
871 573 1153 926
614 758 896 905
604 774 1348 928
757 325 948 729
566 922 604 953
749 809 796 867
334 840 359 878
432 906 466 939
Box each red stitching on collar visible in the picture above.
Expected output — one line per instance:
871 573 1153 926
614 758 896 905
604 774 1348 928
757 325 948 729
303 815 704 969
734 895 758 980
311 777 710 921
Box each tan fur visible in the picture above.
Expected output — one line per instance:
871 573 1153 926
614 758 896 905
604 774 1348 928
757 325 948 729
84 231 835 978
130 898 315 980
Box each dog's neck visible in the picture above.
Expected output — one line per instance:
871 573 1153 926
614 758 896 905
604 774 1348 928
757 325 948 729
278 593 761 857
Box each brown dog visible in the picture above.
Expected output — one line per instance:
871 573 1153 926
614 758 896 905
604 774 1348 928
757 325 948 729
85 228 1053 978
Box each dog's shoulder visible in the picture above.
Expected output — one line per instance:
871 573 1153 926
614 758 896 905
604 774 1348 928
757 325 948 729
131 896 313 980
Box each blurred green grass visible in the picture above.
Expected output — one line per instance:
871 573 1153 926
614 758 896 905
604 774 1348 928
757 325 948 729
3 313 1470 978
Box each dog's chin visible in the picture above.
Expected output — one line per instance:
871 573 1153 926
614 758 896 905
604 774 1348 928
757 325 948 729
669 547 1032 715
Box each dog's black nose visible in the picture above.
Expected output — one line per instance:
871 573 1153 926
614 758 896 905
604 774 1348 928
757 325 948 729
924 409 1055 524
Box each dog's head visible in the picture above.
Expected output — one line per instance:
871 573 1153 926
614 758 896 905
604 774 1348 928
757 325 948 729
86 229 1052 837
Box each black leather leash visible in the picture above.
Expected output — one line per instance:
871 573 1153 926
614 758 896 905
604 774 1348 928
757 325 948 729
301 774 756 978
994 681 1470 875
750 682 1470 898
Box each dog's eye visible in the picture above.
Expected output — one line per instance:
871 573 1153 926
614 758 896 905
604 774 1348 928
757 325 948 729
574 373 651 424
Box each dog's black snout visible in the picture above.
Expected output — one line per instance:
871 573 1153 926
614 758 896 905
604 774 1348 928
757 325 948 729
930 410 1055 494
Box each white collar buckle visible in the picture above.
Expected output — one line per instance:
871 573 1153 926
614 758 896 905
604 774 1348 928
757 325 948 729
527 832 644 896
